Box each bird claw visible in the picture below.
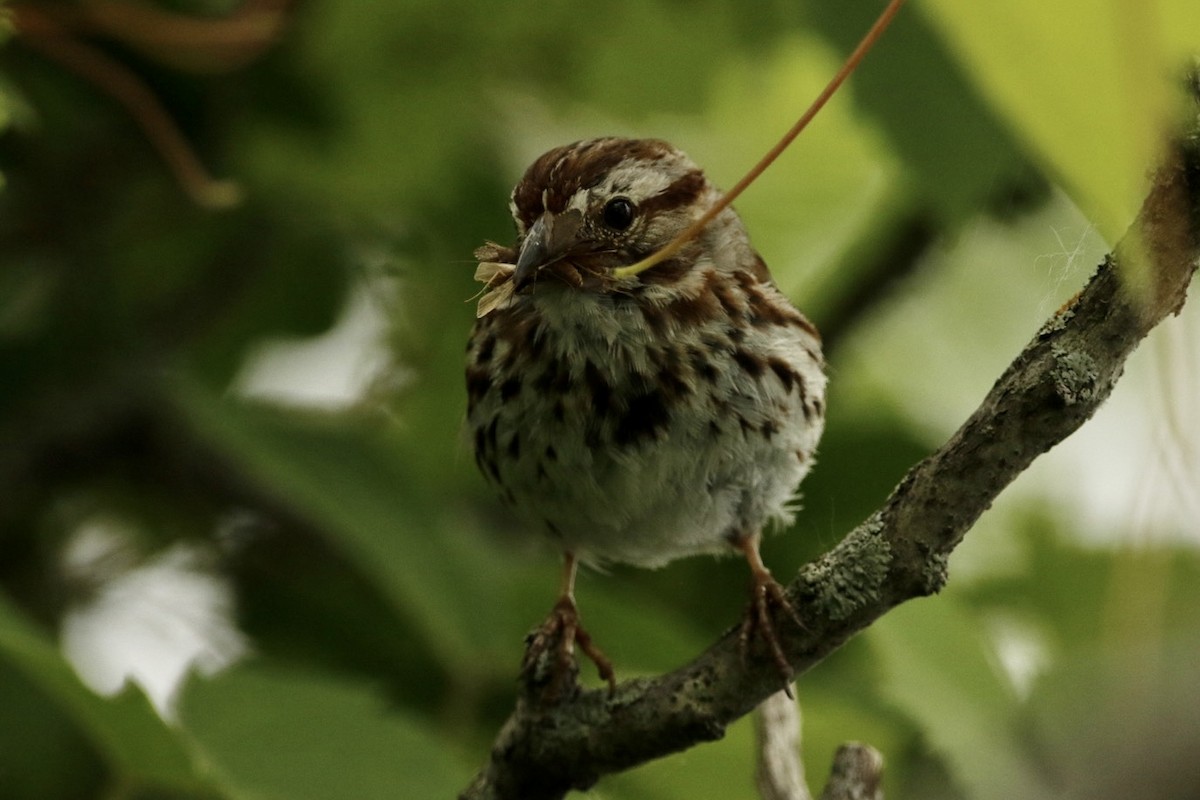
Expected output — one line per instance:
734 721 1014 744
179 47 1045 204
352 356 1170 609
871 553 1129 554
738 571 803 693
522 596 616 700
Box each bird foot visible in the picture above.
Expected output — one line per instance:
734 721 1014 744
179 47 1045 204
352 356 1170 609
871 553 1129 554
738 569 803 694
522 595 616 700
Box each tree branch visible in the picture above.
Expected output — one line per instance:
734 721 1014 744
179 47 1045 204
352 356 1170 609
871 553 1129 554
460 127 1200 799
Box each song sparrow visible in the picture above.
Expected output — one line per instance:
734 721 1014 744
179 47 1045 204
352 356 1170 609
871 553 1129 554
466 137 826 692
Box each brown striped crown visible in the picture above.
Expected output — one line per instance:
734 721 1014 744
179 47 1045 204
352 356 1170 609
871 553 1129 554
511 138 705 230
503 138 725 284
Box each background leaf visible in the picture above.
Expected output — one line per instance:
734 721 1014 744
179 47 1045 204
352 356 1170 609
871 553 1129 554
919 0 1200 241
871 597 1051 800
0 593 211 795
179 665 470 800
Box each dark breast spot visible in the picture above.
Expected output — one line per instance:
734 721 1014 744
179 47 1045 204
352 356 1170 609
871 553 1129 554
733 348 766 379
536 359 572 394
614 390 671 447
767 358 801 393
732 269 758 293
585 360 613 418
483 453 501 482
484 416 499 453
499 376 522 401
640 302 669 336
802 394 824 423
658 368 690 402
690 347 719 384
666 289 721 326
475 334 496 364
749 252 772 283
654 345 690 400
466 367 492 408
730 268 821 338
749 289 807 329
527 324 547 360
712 281 745 319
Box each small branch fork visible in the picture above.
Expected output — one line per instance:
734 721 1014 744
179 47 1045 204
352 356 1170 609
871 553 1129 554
459 121 1200 799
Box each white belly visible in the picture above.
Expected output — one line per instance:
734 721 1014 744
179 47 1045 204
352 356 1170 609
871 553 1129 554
468 279 826 568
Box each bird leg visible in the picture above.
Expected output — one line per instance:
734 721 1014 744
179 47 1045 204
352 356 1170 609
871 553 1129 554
521 552 616 698
735 533 803 692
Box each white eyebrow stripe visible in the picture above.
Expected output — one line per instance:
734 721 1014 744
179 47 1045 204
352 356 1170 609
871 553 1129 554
567 191 589 212
604 159 677 201
562 156 692 214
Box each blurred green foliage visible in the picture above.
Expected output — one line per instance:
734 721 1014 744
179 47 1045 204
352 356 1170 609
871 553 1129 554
1 1 1198 798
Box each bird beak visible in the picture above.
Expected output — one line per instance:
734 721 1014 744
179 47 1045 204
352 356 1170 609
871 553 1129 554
513 209 583 291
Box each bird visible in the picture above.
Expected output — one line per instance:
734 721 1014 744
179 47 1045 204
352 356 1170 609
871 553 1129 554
465 136 826 693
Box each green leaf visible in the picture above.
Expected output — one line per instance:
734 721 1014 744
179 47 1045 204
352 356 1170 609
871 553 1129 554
921 1 1200 242
178 388 546 672
179 665 469 800
0 592 210 793
0 659 105 800
1027 630 1200 797
870 597 1052 800
604 713 761 800
807 3 1032 227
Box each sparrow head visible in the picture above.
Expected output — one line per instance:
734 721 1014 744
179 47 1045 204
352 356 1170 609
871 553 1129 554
506 138 749 291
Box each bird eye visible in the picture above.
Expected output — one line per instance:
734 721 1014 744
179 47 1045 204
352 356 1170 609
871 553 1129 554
602 197 636 231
